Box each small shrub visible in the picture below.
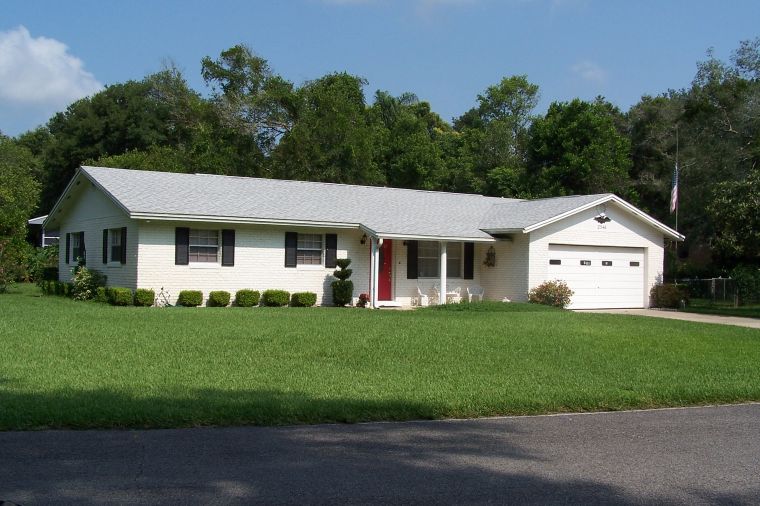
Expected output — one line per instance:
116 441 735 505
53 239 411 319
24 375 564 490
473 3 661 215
356 293 370 307
290 292 317 307
134 288 155 307
94 286 109 303
528 280 574 308
63 283 74 298
109 287 133 306
208 290 231 307
71 266 107 301
261 289 290 307
177 290 203 307
332 258 354 307
235 289 260 307
650 283 689 309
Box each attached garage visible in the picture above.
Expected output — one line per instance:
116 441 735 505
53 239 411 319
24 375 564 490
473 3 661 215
547 244 645 309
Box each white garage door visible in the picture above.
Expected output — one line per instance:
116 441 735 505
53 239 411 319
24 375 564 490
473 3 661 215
546 244 645 309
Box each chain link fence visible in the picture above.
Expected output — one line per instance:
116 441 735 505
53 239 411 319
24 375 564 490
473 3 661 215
677 277 738 306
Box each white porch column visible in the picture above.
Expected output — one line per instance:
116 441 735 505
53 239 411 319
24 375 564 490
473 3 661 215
371 237 381 308
439 241 447 305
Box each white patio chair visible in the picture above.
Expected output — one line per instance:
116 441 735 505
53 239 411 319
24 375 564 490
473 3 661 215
447 286 462 304
467 285 485 302
415 286 429 307
429 285 440 305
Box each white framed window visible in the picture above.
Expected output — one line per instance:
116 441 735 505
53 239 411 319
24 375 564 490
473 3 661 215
418 241 439 277
189 229 219 263
447 243 462 278
297 233 322 265
109 228 122 263
418 242 463 278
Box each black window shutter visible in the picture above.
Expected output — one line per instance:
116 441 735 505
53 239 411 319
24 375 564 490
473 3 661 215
66 233 70 264
222 229 235 266
463 242 475 280
102 229 108 264
407 240 418 279
175 227 189 265
120 227 127 265
285 232 297 267
80 232 86 263
325 234 337 268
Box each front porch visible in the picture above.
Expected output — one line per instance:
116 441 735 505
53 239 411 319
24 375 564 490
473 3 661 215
366 235 526 308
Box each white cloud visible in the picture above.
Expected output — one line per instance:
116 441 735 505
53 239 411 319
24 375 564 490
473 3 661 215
0 26 102 107
571 60 607 83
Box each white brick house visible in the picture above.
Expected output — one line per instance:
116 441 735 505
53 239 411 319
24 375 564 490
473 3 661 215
44 166 683 309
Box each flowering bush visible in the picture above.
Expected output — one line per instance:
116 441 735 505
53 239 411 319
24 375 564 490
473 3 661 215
71 266 107 301
356 293 370 307
528 280 574 308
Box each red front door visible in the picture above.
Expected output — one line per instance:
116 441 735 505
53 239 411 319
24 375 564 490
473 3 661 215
378 239 393 300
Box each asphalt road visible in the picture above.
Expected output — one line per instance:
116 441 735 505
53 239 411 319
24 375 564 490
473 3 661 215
2 403 759 505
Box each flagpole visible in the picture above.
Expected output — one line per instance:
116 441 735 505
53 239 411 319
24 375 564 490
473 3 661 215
675 127 679 233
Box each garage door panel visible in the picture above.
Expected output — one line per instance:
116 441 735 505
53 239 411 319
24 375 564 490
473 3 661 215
546 245 644 309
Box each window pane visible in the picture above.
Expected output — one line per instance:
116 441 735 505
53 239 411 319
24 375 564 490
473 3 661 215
297 233 322 265
418 241 439 278
446 243 461 278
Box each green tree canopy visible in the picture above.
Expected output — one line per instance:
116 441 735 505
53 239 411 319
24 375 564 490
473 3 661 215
527 98 632 197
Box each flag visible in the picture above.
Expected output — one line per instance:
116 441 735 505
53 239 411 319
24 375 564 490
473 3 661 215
670 163 679 214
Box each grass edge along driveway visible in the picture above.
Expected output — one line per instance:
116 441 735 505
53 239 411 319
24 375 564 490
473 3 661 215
1 285 759 430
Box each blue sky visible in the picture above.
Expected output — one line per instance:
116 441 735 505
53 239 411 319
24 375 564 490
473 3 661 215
1 0 759 136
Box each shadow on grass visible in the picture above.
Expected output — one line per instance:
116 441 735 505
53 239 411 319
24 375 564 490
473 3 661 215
0 386 453 430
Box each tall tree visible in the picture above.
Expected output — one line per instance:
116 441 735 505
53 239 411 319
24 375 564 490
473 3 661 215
527 98 632 197
272 72 382 185
0 136 41 291
453 75 539 197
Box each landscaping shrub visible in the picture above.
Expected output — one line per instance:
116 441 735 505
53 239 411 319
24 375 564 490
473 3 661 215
109 287 133 306
290 292 317 307
331 258 354 307
731 265 760 305
134 288 155 307
208 290 231 307
63 283 73 298
71 266 107 301
94 286 109 303
177 290 203 307
650 283 689 309
528 280 574 308
261 289 290 307
235 289 260 307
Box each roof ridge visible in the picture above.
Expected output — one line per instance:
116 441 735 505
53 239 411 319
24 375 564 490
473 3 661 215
82 165 508 200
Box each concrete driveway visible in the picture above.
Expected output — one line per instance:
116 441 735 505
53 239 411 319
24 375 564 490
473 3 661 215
577 308 760 329
2 403 759 505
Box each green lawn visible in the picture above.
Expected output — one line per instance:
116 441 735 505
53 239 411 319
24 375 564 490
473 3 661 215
1 283 759 430
681 299 760 319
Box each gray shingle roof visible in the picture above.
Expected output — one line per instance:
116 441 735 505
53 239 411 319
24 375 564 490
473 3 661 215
71 166 648 240
478 194 610 231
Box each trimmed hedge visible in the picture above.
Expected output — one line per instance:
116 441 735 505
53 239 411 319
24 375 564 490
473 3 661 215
177 290 203 307
290 292 317 307
235 289 260 307
650 283 688 309
134 288 155 307
261 289 290 307
208 290 231 307
94 286 109 303
109 287 133 306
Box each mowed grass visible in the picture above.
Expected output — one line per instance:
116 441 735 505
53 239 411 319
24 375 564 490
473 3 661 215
1 284 759 430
